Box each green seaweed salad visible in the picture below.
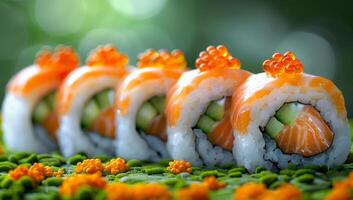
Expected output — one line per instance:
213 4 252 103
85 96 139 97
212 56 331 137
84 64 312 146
0 120 351 200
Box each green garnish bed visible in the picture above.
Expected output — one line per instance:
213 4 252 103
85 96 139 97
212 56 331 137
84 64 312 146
0 121 352 200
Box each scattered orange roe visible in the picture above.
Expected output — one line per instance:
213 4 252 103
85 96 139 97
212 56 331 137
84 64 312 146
176 184 210 200
86 45 128 68
266 184 302 200
195 45 241 72
325 172 353 200
75 159 104 175
105 183 132 200
203 176 226 190
53 168 65 177
137 49 187 70
234 183 267 200
9 166 29 180
59 174 107 197
105 158 130 175
28 163 53 183
9 163 53 183
234 183 302 200
132 183 172 200
36 45 79 72
262 51 304 77
167 160 192 174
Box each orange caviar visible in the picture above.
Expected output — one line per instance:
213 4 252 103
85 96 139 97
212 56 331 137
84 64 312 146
270 184 302 200
137 49 187 70
86 45 128 68
325 172 353 200
105 183 132 200
176 184 210 200
9 163 53 183
195 45 241 72
133 183 172 200
75 159 104 175
36 46 79 71
53 168 65 177
234 183 267 200
105 158 130 175
203 176 226 191
262 51 304 77
9 166 30 180
167 160 192 174
234 183 302 200
59 174 107 197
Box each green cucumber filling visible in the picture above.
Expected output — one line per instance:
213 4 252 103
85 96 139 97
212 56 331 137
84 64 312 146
195 97 228 134
81 89 114 129
263 102 334 157
264 102 303 139
136 96 166 132
32 92 56 124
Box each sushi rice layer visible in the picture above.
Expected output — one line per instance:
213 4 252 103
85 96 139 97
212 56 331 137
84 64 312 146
0 120 352 200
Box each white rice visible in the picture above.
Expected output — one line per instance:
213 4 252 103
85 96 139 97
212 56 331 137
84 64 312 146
233 73 352 172
194 129 235 166
2 93 57 153
141 133 169 160
167 70 242 166
116 68 178 161
57 67 122 157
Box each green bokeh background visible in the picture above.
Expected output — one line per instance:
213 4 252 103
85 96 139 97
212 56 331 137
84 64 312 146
0 0 352 117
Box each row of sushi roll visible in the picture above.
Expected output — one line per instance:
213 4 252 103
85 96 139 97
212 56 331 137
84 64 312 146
1 44 351 172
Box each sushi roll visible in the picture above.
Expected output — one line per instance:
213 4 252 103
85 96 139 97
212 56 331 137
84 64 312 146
115 49 187 161
231 52 352 171
2 46 79 153
166 45 252 166
56 45 129 157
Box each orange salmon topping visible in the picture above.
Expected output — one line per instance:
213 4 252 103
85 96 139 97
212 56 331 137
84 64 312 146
105 158 130 175
176 184 210 200
263 51 303 77
137 49 187 70
234 183 302 200
36 46 79 72
59 174 107 197
75 159 104 175
86 45 128 68
167 160 192 174
195 45 240 71
276 105 334 157
133 183 172 200
105 183 132 200
9 163 53 183
203 176 226 191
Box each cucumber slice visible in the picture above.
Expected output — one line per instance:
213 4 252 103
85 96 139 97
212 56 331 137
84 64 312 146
81 99 101 129
46 92 56 110
95 89 114 110
265 117 285 139
206 98 225 121
276 103 299 125
136 102 158 131
149 96 166 114
196 115 218 134
33 101 51 124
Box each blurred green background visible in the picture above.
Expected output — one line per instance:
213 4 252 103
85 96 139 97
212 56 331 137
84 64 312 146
0 0 352 117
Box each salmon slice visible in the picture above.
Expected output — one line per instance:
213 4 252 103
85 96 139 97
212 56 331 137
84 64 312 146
207 97 234 151
90 107 116 139
145 115 167 141
42 112 59 142
276 105 334 157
